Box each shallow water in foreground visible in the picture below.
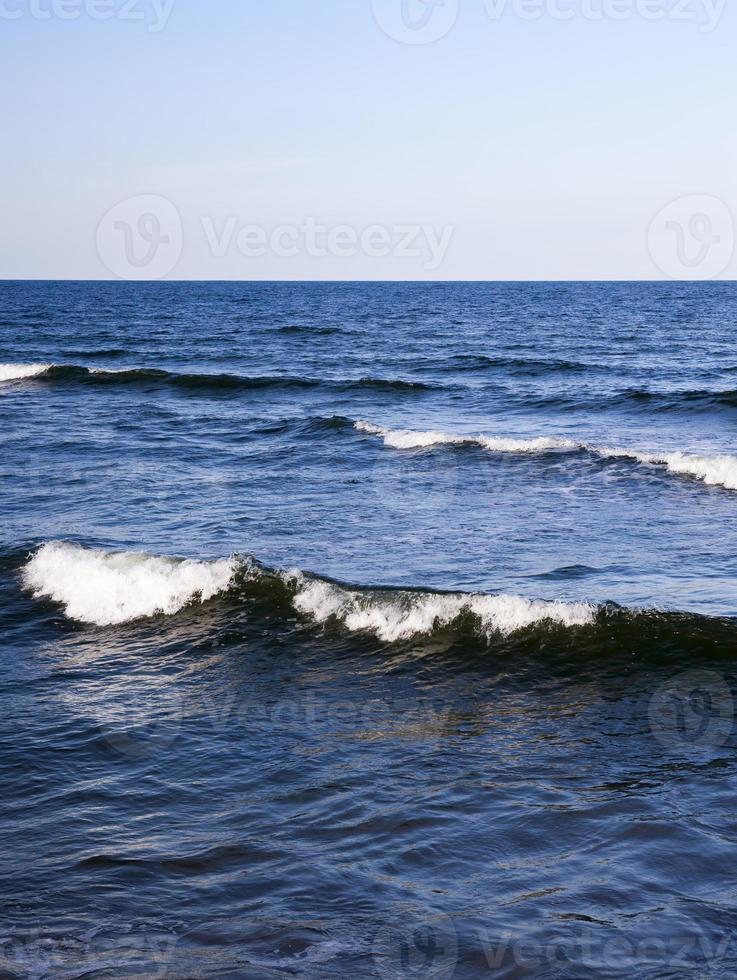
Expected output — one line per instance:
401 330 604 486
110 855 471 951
2 281 737 978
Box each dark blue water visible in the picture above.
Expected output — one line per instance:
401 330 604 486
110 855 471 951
2 281 737 978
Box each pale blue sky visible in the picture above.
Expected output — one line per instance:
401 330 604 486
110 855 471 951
1 1 735 279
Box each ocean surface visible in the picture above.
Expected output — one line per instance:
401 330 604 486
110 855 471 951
2 280 737 978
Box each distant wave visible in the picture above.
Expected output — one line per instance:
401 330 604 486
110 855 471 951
0 363 436 393
529 387 737 413
22 541 596 635
67 348 127 358
277 324 342 335
622 387 737 410
438 354 592 375
356 421 737 492
5 361 737 410
253 414 354 437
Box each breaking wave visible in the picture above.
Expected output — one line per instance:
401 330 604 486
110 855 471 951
597 448 737 492
284 571 595 641
0 362 52 382
23 542 238 627
22 542 596 637
356 422 737 492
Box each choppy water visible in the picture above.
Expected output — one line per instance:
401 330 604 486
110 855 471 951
2 280 737 978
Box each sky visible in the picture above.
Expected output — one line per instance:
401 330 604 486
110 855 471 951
1 0 735 280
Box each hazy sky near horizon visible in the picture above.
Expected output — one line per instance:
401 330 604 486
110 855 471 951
1 0 736 280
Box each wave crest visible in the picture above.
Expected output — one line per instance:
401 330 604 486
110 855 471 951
23 542 238 627
595 447 737 491
355 421 577 453
22 542 596 637
287 572 595 641
646 451 737 491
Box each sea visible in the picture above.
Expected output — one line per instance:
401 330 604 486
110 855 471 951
2 279 737 979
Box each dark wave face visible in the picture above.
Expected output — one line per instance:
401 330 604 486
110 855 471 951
24 364 440 393
3 281 737 978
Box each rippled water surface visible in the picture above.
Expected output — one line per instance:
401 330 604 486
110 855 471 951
2 281 737 978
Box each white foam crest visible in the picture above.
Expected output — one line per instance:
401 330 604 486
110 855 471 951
355 420 577 453
477 435 578 452
23 542 238 626
0 362 52 382
286 572 595 641
649 452 737 491
595 447 737 491
385 429 469 449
